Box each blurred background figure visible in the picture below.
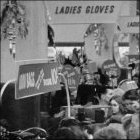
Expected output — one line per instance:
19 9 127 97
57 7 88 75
121 89 140 139
132 72 140 88
105 95 126 125
52 126 88 139
93 125 126 139
122 89 140 114
122 112 139 139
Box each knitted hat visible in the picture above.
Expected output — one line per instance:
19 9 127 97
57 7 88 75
109 95 123 105
112 88 125 97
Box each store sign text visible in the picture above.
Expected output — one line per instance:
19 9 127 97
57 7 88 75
127 22 139 28
46 1 122 24
55 5 114 14
18 68 58 90
16 62 61 99
61 65 80 92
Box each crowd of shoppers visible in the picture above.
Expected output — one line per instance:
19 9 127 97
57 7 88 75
40 67 139 139
0 62 139 139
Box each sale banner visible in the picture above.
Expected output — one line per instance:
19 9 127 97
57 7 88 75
16 62 61 99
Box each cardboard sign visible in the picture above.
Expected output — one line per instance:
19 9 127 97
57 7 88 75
46 1 122 24
117 16 139 33
61 65 80 92
16 62 61 99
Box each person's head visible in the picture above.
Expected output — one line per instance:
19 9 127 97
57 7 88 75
109 95 125 115
53 127 76 139
132 72 140 88
93 72 100 84
59 117 80 128
53 126 88 139
89 123 106 136
69 125 89 139
93 125 127 139
100 88 113 105
122 89 139 113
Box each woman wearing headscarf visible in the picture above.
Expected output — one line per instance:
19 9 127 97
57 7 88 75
105 95 126 125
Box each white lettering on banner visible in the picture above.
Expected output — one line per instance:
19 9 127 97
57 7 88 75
18 72 35 90
43 68 58 86
63 71 75 77
35 69 44 90
27 72 35 89
67 78 76 86
16 62 61 100
104 63 116 69
19 74 26 90
43 78 52 86
62 70 76 88
18 68 59 91
51 68 58 85
106 70 117 77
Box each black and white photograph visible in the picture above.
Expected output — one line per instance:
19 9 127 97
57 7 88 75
0 0 139 139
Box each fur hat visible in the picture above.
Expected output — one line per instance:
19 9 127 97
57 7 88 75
110 95 122 105
112 88 125 97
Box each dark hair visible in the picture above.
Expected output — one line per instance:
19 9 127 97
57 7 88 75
53 127 76 139
88 123 106 135
109 95 126 114
53 126 88 139
59 117 80 128
122 89 139 101
0 119 9 128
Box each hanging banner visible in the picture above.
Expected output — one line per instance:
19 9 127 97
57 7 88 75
117 16 139 33
85 23 115 67
16 62 61 99
46 1 122 24
61 65 80 92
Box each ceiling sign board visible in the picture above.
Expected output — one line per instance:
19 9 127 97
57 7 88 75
16 62 61 99
46 1 122 24
117 16 139 33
